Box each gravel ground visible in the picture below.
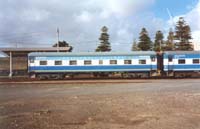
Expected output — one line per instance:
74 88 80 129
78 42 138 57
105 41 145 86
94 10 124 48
0 79 200 129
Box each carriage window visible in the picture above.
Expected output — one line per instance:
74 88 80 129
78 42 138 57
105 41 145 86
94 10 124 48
40 61 47 65
69 60 77 65
151 56 156 62
124 60 132 64
168 55 173 62
99 60 103 65
30 59 34 63
84 60 92 65
193 59 200 64
178 59 185 64
29 57 35 63
55 61 62 65
139 60 146 64
110 60 117 65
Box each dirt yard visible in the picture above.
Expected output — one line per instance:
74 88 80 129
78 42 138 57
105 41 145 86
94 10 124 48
0 79 200 129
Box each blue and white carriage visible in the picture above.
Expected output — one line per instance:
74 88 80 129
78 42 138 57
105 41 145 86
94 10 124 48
28 51 158 79
163 51 200 77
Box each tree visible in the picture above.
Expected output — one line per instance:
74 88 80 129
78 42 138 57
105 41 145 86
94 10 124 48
96 26 111 52
131 39 139 51
53 40 73 52
153 30 164 51
164 28 175 51
174 17 193 51
138 28 152 51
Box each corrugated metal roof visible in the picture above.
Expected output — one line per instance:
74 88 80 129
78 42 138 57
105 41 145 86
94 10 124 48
28 51 156 57
0 47 71 57
0 47 70 52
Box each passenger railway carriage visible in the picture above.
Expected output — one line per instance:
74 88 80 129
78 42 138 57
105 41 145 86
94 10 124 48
28 51 200 79
28 52 158 79
163 51 200 78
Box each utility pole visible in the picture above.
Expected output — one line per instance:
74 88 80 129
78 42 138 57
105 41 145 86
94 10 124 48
57 28 60 52
9 51 12 78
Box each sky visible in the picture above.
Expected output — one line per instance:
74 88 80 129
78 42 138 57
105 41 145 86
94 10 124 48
0 0 200 52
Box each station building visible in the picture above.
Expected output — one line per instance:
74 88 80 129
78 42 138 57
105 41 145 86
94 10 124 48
0 47 71 77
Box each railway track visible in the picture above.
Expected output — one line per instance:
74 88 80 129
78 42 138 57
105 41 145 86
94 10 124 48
0 76 199 84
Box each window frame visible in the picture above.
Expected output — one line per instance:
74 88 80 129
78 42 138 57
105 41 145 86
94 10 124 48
69 60 77 65
55 60 62 66
178 59 185 64
30 59 34 63
124 60 132 65
193 59 200 64
168 55 173 62
110 60 117 65
139 60 146 64
99 60 103 65
29 57 35 63
84 60 92 65
151 55 156 62
39 61 47 66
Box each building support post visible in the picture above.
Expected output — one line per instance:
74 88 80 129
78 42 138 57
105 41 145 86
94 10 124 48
9 51 13 78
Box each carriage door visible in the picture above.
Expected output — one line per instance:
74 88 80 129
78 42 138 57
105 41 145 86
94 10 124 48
168 55 173 71
157 53 164 75
150 55 156 70
28 56 35 73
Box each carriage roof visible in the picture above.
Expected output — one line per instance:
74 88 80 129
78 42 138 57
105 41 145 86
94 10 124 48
164 51 200 55
28 51 156 57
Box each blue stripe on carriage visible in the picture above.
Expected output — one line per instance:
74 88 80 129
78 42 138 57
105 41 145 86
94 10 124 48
29 65 157 72
164 65 200 71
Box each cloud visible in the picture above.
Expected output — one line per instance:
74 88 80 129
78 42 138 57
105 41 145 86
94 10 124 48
75 11 93 23
22 9 50 22
185 1 200 50
102 0 155 17
0 0 164 52
192 31 200 50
